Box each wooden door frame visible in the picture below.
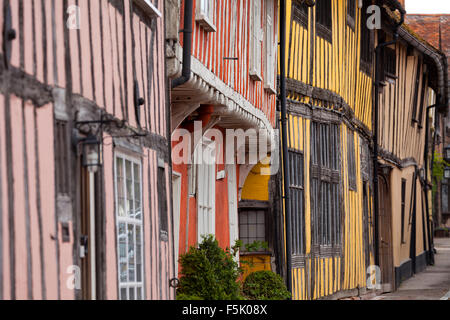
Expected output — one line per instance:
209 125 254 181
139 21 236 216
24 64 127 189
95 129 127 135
79 167 97 300
78 162 104 300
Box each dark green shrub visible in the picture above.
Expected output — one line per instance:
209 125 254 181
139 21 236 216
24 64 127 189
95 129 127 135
176 293 204 300
242 271 291 300
176 235 244 300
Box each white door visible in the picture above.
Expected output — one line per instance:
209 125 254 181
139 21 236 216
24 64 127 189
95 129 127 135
196 139 216 244
227 164 239 249
172 172 182 278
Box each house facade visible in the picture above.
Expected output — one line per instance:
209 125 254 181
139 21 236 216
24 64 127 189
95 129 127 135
0 0 173 300
377 8 448 288
277 0 376 300
166 0 279 277
405 13 450 231
277 0 448 300
0 0 448 302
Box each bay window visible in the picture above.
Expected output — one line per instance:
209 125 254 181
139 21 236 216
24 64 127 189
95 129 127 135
250 0 263 81
264 0 277 93
196 0 216 32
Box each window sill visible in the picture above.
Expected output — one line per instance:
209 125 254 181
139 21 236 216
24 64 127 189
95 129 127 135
346 15 355 30
360 60 373 77
385 74 397 84
293 8 308 29
250 72 263 82
311 244 342 257
196 14 216 33
264 84 277 95
134 0 162 18
316 23 332 43
240 251 272 256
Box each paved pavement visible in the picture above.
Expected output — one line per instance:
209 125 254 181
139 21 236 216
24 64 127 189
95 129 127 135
372 237 450 300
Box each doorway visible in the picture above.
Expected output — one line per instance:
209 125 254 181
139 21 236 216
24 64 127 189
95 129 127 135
79 167 98 300
378 174 394 293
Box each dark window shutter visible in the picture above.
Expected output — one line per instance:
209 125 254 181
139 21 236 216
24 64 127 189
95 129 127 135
401 179 407 243
288 150 305 255
310 121 341 251
316 0 332 42
348 130 357 191
412 61 422 123
55 120 70 195
158 166 168 240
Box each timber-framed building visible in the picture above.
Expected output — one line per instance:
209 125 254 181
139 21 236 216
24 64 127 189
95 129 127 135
276 0 449 300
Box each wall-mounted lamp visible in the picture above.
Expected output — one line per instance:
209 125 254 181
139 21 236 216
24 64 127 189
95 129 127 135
419 168 425 181
134 80 145 127
444 167 450 180
445 144 450 162
3 3 17 68
73 132 102 173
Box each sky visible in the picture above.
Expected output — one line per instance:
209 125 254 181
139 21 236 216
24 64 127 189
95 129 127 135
405 0 450 14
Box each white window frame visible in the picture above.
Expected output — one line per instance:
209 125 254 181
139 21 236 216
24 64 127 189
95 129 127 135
264 0 277 94
226 164 239 250
133 0 162 18
195 138 216 244
114 153 145 300
196 0 216 32
250 0 263 81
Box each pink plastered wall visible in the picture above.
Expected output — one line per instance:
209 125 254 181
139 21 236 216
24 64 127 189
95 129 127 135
0 0 171 300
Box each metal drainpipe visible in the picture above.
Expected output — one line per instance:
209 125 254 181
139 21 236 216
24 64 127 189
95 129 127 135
279 0 292 295
373 5 405 267
172 0 193 88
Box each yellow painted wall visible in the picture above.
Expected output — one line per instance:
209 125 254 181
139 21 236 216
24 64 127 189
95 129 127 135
241 162 271 201
283 0 373 130
284 113 371 300
240 161 273 276
280 0 374 299
389 166 429 269
240 255 272 279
